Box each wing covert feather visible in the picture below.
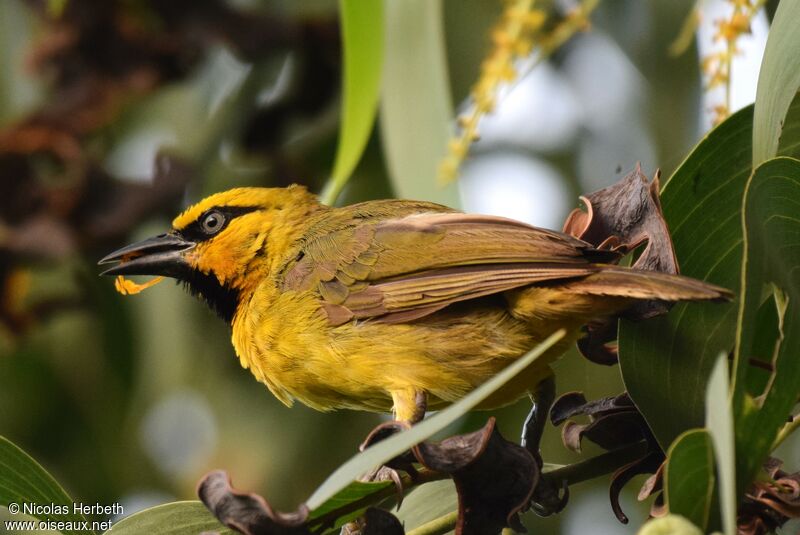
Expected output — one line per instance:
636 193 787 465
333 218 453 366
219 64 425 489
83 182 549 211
281 207 612 325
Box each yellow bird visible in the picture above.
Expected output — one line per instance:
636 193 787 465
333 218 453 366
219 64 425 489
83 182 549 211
100 186 730 427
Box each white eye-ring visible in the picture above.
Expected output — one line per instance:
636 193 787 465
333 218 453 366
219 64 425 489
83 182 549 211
201 210 226 234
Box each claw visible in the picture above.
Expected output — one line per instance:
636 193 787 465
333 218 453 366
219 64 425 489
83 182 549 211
531 477 569 516
360 465 406 509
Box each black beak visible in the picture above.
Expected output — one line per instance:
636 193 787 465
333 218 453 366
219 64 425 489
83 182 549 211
99 233 195 278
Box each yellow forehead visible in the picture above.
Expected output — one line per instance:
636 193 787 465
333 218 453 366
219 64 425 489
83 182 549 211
172 186 313 229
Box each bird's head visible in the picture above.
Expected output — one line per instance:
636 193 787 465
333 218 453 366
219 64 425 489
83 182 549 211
100 185 322 321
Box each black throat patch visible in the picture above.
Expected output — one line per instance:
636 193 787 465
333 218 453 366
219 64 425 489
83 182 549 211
181 269 241 323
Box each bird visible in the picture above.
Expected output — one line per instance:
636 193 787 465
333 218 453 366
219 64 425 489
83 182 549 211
99 185 731 430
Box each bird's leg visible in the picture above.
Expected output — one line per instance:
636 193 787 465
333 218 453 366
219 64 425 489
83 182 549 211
392 388 427 424
521 375 568 516
358 389 428 499
521 375 555 462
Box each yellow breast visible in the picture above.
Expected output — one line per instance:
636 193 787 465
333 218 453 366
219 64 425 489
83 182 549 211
231 280 584 414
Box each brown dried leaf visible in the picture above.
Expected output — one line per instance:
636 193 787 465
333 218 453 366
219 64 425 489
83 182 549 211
561 421 587 453
738 458 800 534
560 413 650 454
412 418 538 535
197 470 310 535
550 392 647 453
609 451 664 524
355 508 405 535
577 319 619 365
550 392 665 524
358 420 417 475
637 462 664 502
563 165 679 319
549 392 588 425
550 392 635 426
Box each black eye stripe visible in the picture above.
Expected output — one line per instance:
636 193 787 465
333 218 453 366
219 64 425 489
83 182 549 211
179 205 259 242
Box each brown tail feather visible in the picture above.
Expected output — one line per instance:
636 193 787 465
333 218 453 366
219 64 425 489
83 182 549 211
561 266 733 303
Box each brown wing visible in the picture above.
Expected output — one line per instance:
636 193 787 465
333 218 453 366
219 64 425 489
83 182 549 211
281 205 614 326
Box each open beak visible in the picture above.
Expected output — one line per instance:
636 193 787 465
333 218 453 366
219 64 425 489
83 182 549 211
98 233 195 278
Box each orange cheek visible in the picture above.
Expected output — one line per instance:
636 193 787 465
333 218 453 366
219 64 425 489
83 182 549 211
188 233 255 285
189 249 238 284
185 221 267 286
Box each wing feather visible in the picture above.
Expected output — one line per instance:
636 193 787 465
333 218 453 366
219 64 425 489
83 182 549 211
281 206 615 325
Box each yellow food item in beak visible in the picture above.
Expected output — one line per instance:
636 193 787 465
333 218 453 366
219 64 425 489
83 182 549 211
114 275 164 295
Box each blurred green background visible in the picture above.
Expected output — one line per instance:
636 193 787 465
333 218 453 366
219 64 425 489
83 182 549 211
1 0 792 533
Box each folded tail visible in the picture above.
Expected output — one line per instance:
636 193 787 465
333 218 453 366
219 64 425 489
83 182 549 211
561 266 733 303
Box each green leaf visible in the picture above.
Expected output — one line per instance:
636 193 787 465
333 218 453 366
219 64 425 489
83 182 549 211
618 93 800 450
393 480 457 533
306 480 392 531
733 156 800 496
379 0 460 207
321 0 384 205
637 514 704 535
0 435 92 534
665 429 715 531
704 354 735 535
107 501 231 535
752 0 800 167
742 296 782 396
304 329 566 510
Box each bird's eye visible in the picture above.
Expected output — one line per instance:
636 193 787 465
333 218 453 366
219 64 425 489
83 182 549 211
201 211 225 234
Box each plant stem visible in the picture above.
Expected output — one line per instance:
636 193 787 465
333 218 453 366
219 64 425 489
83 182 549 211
542 441 650 486
405 511 458 535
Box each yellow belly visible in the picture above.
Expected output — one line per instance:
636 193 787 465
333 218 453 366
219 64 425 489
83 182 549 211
231 283 600 416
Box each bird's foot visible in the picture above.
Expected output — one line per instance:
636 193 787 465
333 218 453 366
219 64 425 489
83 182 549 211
531 476 570 516
358 420 419 507
359 465 409 507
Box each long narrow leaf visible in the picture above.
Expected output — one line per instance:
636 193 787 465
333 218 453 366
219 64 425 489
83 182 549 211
705 354 736 535
753 2 800 166
321 0 384 205
379 0 460 206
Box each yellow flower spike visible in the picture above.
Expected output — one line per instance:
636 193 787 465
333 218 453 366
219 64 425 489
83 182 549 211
491 32 511 48
712 104 730 126
115 275 165 296
501 65 518 81
515 40 534 56
437 158 459 183
524 10 546 29
438 0 598 184
697 0 766 125
729 12 751 33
